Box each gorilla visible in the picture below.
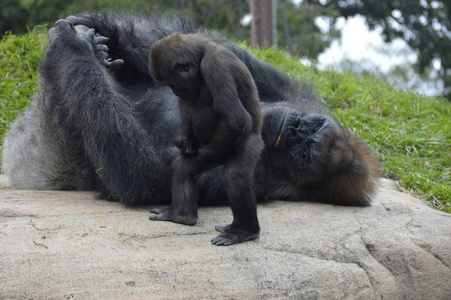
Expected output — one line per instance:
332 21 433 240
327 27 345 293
1 12 379 209
150 33 264 245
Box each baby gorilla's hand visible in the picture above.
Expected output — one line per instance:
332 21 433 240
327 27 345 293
174 135 200 155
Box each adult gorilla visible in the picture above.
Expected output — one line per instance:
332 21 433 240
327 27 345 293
1 12 379 207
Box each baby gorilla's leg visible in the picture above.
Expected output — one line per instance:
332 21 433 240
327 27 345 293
211 133 264 246
149 153 201 225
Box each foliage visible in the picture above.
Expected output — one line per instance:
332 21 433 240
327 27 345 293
1 32 450 213
1 1 337 61
277 0 340 58
3 1 451 97
305 0 451 98
0 0 72 35
63 0 251 41
0 0 250 42
0 28 46 151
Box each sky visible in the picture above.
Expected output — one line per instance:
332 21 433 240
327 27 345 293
315 15 442 96
316 16 417 73
243 4 442 96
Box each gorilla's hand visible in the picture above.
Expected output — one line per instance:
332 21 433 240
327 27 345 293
91 33 124 71
66 14 104 32
47 19 95 51
70 20 124 72
48 19 124 72
174 135 200 155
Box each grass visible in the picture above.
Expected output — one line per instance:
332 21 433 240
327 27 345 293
0 28 47 148
1 32 450 213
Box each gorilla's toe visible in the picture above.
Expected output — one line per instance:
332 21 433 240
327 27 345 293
55 19 76 33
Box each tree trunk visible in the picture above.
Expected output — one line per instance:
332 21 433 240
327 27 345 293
251 0 277 48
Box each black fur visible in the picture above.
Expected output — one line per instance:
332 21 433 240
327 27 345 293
1 12 379 209
149 33 263 245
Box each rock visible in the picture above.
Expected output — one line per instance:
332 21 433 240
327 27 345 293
0 178 450 299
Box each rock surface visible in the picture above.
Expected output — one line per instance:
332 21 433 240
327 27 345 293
0 178 450 299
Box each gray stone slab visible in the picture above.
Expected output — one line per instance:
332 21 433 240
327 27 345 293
0 179 450 299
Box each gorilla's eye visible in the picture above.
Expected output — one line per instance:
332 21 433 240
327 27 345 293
313 124 322 133
174 62 191 72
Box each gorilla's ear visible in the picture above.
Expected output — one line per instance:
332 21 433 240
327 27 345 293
200 52 252 132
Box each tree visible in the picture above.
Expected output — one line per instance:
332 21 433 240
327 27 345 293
277 0 340 58
305 0 451 98
0 0 75 35
251 0 277 48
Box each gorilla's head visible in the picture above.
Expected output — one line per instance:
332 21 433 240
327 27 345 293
150 33 204 101
259 103 379 206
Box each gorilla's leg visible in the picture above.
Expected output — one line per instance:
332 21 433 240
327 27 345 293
66 13 160 79
211 134 263 246
150 153 200 225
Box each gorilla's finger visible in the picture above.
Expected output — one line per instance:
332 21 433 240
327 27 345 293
47 27 56 40
211 235 232 246
150 206 172 214
97 50 108 60
66 15 95 28
149 213 171 222
94 36 109 45
95 44 109 52
74 24 90 34
214 225 226 233
55 19 76 34
103 59 124 71
55 19 72 26
85 28 96 40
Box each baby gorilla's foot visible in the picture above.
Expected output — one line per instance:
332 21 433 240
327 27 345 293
149 206 197 226
211 224 260 246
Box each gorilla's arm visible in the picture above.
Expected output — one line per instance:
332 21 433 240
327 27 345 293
44 20 169 205
67 13 199 82
201 54 253 132
67 13 296 104
173 104 199 155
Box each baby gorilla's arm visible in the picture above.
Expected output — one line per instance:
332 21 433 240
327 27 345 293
197 123 242 170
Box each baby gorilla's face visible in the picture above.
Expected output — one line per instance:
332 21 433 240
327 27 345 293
150 33 204 101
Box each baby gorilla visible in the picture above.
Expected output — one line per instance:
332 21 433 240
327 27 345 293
149 33 264 246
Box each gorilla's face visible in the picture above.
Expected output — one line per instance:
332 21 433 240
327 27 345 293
261 104 354 187
150 33 204 101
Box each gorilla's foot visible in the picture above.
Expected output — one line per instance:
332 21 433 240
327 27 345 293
211 224 260 246
48 19 77 43
60 16 123 71
149 206 197 226
92 33 124 71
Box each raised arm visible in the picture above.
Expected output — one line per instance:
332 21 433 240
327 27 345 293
43 19 169 205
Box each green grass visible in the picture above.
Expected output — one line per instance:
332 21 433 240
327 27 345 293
0 28 47 148
1 32 450 213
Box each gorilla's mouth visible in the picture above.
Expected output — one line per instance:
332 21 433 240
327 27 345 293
275 109 291 148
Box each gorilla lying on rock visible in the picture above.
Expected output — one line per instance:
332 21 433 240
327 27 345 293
1 12 379 207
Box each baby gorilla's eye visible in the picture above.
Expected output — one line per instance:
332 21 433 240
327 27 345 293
174 62 191 72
